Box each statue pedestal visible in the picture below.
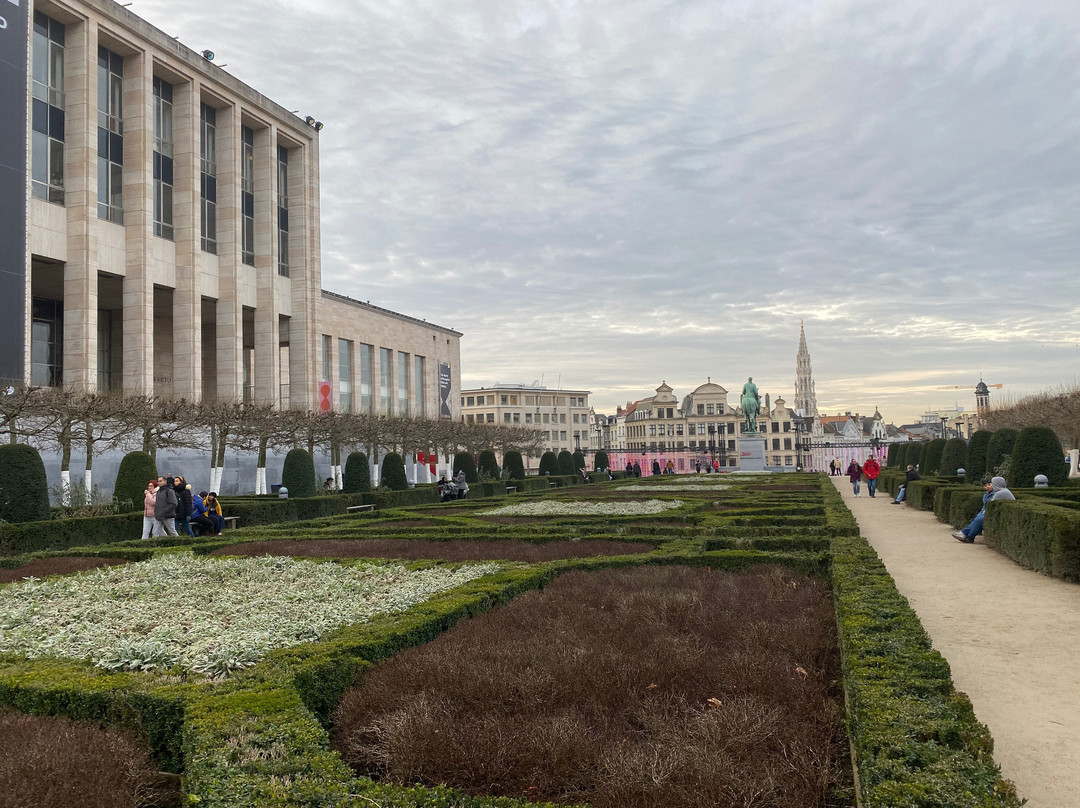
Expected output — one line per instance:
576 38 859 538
738 433 767 471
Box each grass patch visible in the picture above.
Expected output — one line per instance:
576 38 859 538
0 556 128 584
211 539 654 562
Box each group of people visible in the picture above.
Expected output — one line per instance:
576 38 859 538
142 474 224 539
852 457 1015 545
623 461 643 477
435 470 470 502
845 456 881 497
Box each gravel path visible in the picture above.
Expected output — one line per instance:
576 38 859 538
831 476 1080 807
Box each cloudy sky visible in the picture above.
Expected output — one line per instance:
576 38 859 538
136 0 1080 424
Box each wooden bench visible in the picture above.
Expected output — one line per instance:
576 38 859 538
346 504 375 514
222 516 240 530
506 486 517 493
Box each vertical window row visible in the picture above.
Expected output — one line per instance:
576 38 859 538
241 125 255 265
321 334 331 383
359 343 373 413
337 339 353 412
97 46 124 223
397 351 408 415
413 356 425 417
31 12 65 204
31 299 64 387
200 104 217 253
152 76 174 239
277 145 289 276
379 347 392 413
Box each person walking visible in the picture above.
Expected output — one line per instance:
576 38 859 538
633 461 642 477
892 465 920 504
846 459 862 496
953 477 1015 543
454 469 469 499
153 476 179 537
140 480 159 539
862 455 881 498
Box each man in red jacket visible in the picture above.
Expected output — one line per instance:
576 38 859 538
862 456 881 498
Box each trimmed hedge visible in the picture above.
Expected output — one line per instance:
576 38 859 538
0 444 51 523
379 453 408 491
593 450 609 471
938 438 967 477
571 451 586 474
113 451 158 512
1008 426 1068 489
984 498 1080 580
281 449 317 498
453 452 478 484
476 450 500 481
886 442 900 468
557 450 575 477
986 428 1019 477
538 452 560 477
965 430 993 482
923 438 947 475
342 452 370 494
0 512 143 556
502 451 525 481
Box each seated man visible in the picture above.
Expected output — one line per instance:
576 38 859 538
953 477 1015 543
891 465 920 504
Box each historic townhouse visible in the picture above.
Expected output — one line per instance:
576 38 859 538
8 0 459 418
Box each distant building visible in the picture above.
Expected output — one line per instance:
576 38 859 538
460 383 592 467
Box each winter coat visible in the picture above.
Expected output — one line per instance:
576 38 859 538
143 488 157 517
154 485 178 518
846 462 862 483
863 459 880 480
191 492 208 519
175 484 194 518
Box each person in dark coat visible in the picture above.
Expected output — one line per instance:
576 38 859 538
846 459 862 497
153 475 179 537
172 475 196 538
891 465 920 504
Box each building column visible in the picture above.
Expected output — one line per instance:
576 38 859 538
288 135 320 411
214 104 243 402
171 79 201 399
121 48 155 395
252 123 279 406
62 20 98 390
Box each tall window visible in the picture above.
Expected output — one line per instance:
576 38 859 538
97 312 112 391
379 347 392 413
337 339 353 412
31 299 63 387
241 125 255 265
321 334 331 382
152 77 174 239
97 46 123 223
413 355 425 416
359 343 373 412
31 12 65 204
397 352 408 415
276 145 289 276
200 104 217 253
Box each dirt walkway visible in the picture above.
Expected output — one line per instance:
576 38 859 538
830 476 1080 807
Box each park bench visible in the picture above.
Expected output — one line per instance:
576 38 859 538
506 486 518 493
222 516 239 530
346 504 375 514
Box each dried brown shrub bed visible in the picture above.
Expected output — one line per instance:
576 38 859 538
211 539 650 562
333 565 850 808
0 710 167 808
0 556 127 584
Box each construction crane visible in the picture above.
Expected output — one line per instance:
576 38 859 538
935 383 1003 390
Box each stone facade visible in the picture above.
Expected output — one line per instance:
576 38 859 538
18 0 460 412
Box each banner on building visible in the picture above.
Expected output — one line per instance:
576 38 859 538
438 361 452 418
0 0 28 383
317 380 332 412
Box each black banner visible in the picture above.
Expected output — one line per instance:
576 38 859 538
438 361 452 418
0 0 28 384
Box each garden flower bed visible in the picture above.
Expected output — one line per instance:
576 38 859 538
478 499 683 517
0 553 499 678
211 538 653 562
333 565 851 808
615 483 731 491
0 556 128 584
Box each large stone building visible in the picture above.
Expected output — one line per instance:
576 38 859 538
460 383 592 467
7 0 459 419
599 380 801 472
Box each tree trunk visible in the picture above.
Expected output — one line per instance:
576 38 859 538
60 422 72 506
256 437 268 495
84 419 94 504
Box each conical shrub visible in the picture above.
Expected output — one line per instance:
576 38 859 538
986 428 1019 478
594 450 609 471
477 450 500 481
281 448 317 498
539 451 560 476
558 450 575 476
380 452 409 491
503 451 526 480
113 451 158 512
0 444 51 523
965 430 993 482
453 452 478 483
938 438 968 477
342 452 371 493
1008 426 1067 488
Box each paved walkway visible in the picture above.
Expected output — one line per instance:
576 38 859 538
831 476 1080 807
